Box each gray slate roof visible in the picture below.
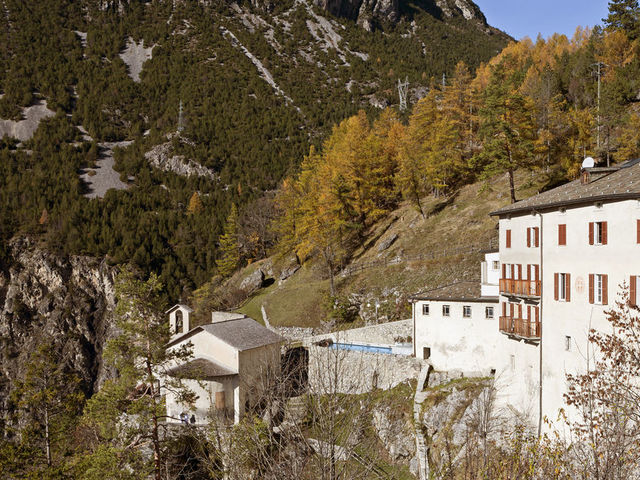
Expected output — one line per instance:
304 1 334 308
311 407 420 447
167 315 284 351
491 158 640 217
411 281 498 303
167 358 237 379
200 317 283 351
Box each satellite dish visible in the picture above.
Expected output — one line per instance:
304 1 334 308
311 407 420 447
582 157 595 168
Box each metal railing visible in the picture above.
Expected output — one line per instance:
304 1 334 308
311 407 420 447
499 279 541 297
499 316 541 339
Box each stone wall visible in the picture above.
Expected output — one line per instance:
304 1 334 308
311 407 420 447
303 318 412 347
307 345 424 394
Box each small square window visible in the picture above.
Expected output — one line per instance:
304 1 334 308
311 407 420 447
463 306 472 318
565 336 571 351
595 222 606 245
492 261 500 270
442 305 450 317
423 347 431 359
422 304 429 316
485 306 494 319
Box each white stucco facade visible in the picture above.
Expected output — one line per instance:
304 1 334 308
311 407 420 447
164 309 283 424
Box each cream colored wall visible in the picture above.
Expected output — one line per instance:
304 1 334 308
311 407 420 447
165 376 238 424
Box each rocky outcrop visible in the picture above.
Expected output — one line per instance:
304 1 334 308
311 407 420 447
0 237 118 424
144 141 219 180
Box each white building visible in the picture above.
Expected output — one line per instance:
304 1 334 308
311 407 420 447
413 159 640 429
165 305 283 424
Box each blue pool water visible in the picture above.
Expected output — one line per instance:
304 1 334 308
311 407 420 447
330 343 393 354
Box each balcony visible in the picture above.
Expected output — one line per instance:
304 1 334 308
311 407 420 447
499 316 541 341
499 279 541 298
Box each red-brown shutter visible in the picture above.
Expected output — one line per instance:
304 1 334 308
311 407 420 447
527 264 531 280
534 264 540 281
527 227 531 247
534 227 540 247
535 306 539 322
602 222 608 245
518 304 522 319
566 273 571 302
637 219 640 244
589 274 594 304
517 264 522 280
510 303 514 317
527 305 531 320
630 275 637 307
506 229 512 248
559 224 566 245
554 273 559 301
603 274 608 305
502 263 506 279
589 222 594 245
502 302 506 316
511 264 515 279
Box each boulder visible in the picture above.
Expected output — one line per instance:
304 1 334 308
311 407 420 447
240 268 265 292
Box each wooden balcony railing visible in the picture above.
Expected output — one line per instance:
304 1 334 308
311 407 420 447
499 279 541 297
499 316 541 340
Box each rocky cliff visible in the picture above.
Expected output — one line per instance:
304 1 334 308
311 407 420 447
0 238 118 420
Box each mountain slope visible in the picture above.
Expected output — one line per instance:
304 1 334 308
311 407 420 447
0 0 510 297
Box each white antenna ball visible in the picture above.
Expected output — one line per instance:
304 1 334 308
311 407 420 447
582 157 595 168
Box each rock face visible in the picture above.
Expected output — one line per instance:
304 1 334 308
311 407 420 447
0 237 118 424
144 141 219 180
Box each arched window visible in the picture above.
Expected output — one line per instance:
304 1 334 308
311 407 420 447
175 310 183 334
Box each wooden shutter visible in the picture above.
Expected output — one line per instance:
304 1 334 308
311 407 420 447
527 305 531 320
589 274 594 304
589 222 594 245
518 304 522 319
602 222 608 245
510 303 514 317
554 273 559 300
534 264 540 281
534 306 539 322
517 264 522 280
637 219 640 244
506 229 512 248
559 224 566 245
630 275 637 307
534 227 539 247
502 263 506 279
510 264 515 279
566 273 571 302
526 227 531 247
502 302 506 316
527 264 531 280
603 274 608 305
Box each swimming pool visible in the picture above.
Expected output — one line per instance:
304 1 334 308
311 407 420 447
330 343 393 354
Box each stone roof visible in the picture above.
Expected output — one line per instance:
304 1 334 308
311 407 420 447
200 317 284 351
411 281 498 303
491 158 640 217
167 358 237 380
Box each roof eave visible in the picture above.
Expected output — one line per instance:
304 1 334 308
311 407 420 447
489 193 640 217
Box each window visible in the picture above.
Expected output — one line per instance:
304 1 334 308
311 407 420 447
526 227 539 247
175 310 183 334
589 221 608 245
565 336 572 351
558 224 566 245
589 273 608 305
485 306 494 319
422 304 429 316
463 306 472 318
554 273 570 302
492 260 500 270
506 229 512 248
423 347 431 359
442 305 450 316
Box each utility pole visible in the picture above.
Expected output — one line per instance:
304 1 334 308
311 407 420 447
442 72 446 89
592 62 607 163
398 77 409 112
178 99 184 133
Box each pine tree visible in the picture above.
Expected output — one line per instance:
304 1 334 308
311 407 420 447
604 0 640 39
80 271 194 480
187 191 203 215
216 204 240 277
